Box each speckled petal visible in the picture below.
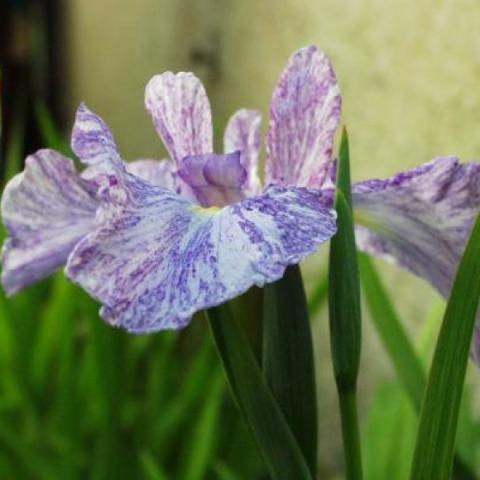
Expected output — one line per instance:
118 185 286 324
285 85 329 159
126 159 176 190
145 72 213 165
178 152 247 207
1 150 98 294
71 103 123 169
65 173 336 333
353 157 480 296
353 157 480 359
266 45 341 188
224 109 262 195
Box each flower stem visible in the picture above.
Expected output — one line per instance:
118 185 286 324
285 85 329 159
338 389 362 480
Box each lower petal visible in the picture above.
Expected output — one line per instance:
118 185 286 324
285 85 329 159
65 174 336 333
1 150 98 294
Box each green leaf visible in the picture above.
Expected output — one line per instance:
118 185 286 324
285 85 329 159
178 372 224 480
207 304 312 480
358 253 426 408
328 128 363 479
336 127 352 206
262 265 317 475
139 451 169 480
359 256 477 480
410 213 480 480
328 129 361 392
364 383 416 480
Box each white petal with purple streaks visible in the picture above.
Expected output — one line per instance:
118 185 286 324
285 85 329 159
224 109 262 195
126 159 176 190
353 157 480 361
65 173 336 333
145 72 213 165
1 150 98 294
266 45 341 188
71 103 123 170
353 157 480 298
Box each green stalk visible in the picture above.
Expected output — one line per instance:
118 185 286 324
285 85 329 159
328 129 363 480
339 391 363 480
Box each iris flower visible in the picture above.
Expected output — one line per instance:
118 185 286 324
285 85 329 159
2 46 480 342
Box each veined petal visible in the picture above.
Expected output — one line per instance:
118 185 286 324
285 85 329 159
353 156 480 299
224 109 262 195
178 152 247 207
266 45 341 188
145 72 213 165
354 158 480 363
65 173 336 333
126 159 176 190
71 103 123 170
1 150 98 294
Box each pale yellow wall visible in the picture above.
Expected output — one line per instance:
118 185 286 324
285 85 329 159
66 0 480 174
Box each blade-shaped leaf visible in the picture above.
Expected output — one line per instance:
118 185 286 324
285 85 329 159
328 128 363 480
329 129 361 391
358 253 425 408
359 255 477 480
410 212 480 480
207 304 312 480
263 265 318 476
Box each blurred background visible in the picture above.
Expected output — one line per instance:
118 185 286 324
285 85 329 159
1 0 480 478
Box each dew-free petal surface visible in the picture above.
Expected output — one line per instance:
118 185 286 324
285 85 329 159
1 150 98 294
66 173 336 333
178 152 247 207
71 103 123 169
126 159 176 190
224 109 262 195
352 157 480 358
145 72 213 165
266 45 341 188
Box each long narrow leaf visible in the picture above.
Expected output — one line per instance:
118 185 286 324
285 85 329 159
263 264 318 475
359 255 476 480
178 372 224 480
207 304 312 480
358 253 425 408
328 129 363 480
410 213 480 480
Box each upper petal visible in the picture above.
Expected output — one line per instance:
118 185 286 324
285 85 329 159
65 172 336 333
1 150 98 294
353 157 480 298
224 109 262 195
71 103 123 170
145 72 213 164
266 45 341 188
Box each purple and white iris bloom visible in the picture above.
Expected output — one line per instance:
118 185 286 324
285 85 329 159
2 46 480 342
